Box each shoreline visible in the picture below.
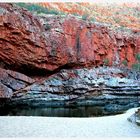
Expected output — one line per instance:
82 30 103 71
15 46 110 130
0 107 140 137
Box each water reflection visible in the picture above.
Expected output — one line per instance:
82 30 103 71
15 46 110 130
0 106 124 117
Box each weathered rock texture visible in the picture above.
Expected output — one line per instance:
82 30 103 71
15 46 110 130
10 67 140 108
0 68 34 98
0 4 140 109
14 67 140 96
0 3 140 76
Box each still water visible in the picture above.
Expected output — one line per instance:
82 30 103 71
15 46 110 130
0 106 125 117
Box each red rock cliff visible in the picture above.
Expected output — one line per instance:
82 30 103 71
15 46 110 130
0 3 140 76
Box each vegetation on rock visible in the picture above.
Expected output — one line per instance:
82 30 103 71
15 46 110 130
132 53 140 72
103 58 109 66
136 53 140 63
132 64 140 72
122 60 128 66
16 3 61 15
82 14 88 20
39 2 140 30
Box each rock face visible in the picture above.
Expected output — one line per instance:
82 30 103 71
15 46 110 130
0 3 140 76
0 3 48 75
0 68 35 98
0 4 140 109
14 67 140 96
10 67 140 108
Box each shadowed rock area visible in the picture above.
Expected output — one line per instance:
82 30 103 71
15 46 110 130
5 67 140 109
0 68 35 98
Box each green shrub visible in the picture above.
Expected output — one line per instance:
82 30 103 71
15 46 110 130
132 63 140 71
122 60 128 66
16 3 45 12
90 17 96 22
113 17 121 23
49 9 59 15
82 14 88 20
15 3 60 15
103 58 109 66
72 13 79 16
135 53 140 63
45 24 51 30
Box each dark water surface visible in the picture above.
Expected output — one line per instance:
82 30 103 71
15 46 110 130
0 97 139 117
0 106 126 117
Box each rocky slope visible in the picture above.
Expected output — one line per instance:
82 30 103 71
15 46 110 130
39 2 140 30
0 3 140 109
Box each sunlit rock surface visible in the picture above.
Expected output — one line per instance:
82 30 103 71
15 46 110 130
0 4 140 108
0 3 140 75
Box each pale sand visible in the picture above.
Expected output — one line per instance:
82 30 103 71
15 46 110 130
0 107 140 137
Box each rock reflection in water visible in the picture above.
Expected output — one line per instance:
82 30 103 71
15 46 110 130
0 106 124 117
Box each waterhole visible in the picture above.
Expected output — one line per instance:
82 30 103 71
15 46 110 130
0 98 139 117
0 105 134 117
